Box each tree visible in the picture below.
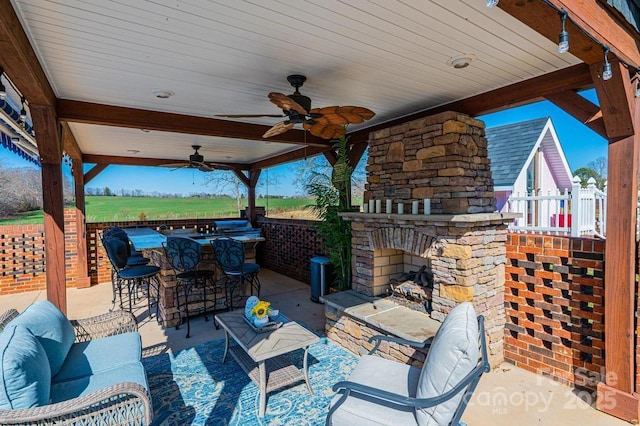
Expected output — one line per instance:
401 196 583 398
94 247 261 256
103 187 113 196
305 135 354 290
574 166 606 190
203 171 246 213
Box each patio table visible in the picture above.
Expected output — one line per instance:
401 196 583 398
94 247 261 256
214 310 319 417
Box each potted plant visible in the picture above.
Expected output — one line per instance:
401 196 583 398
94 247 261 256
305 135 353 290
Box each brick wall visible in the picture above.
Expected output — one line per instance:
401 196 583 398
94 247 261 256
0 209 80 294
257 217 322 285
504 234 605 390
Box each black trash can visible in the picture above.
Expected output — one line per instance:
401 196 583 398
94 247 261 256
310 256 332 303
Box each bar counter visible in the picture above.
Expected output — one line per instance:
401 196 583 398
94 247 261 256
124 227 264 327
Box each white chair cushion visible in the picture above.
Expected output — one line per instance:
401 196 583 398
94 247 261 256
330 354 420 426
415 302 479 425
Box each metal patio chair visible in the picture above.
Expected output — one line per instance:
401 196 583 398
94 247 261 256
162 236 217 338
326 302 490 426
210 237 261 309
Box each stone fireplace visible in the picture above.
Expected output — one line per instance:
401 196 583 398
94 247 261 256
339 111 517 364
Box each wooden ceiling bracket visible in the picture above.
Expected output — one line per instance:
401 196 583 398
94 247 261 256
323 151 338 166
84 164 109 184
590 59 635 140
544 90 607 138
232 168 250 187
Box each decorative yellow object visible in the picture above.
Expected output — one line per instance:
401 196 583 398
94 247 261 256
251 301 271 319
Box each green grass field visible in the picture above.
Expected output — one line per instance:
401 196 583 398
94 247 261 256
0 196 317 225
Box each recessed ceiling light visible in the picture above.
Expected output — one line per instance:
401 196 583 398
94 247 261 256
140 129 150 133
447 54 475 69
127 149 140 154
153 89 174 99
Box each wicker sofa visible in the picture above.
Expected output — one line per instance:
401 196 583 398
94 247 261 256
0 301 154 425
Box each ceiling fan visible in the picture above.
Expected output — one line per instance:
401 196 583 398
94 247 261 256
217 75 375 140
166 145 215 172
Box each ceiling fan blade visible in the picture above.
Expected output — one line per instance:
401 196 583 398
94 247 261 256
215 114 284 118
268 92 308 115
311 106 376 124
263 120 295 138
306 118 346 139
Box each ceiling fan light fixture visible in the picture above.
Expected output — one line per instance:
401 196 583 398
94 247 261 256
153 89 174 99
448 55 474 69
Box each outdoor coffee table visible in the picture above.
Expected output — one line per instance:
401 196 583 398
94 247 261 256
214 310 320 417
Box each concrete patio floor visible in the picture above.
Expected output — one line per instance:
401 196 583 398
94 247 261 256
0 269 626 425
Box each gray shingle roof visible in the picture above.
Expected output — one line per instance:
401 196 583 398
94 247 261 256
486 117 549 187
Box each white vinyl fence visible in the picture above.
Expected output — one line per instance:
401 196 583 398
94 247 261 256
504 176 607 238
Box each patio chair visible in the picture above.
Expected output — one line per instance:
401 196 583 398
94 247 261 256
326 302 489 426
103 236 161 320
210 237 261 308
101 227 150 307
162 236 218 338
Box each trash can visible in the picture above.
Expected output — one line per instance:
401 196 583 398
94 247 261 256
310 256 332 303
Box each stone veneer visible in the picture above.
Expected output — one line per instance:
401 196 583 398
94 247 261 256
365 111 495 215
337 111 515 364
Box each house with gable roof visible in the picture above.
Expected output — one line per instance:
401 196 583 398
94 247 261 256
486 117 574 213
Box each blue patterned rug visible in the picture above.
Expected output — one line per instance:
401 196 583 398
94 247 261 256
142 336 358 425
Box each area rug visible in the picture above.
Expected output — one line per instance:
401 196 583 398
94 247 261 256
142 336 358 425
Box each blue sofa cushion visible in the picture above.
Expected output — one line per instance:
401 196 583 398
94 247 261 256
52 332 142 383
0 325 51 409
50 362 148 404
9 301 76 376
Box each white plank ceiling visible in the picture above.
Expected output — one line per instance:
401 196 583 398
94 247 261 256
10 0 581 165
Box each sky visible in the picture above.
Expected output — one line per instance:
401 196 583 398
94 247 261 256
1 90 607 197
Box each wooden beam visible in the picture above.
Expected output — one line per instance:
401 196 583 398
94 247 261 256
347 141 368 169
82 153 246 170
57 99 330 148
591 59 635 140
84 164 108 185
323 151 338 166
0 0 56 106
61 122 83 161
348 63 593 144
544 90 607 138
250 145 329 170
499 0 640 67
232 168 250 187
31 104 66 314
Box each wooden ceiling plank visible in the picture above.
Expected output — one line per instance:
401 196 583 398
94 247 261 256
544 90 606 138
348 63 593 144
84 164 108 184
499 0 640 67
57 99 330 148
0 1 56 106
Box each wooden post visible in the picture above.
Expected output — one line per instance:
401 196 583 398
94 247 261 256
591 59 640 422
247 170 261 226
71 158 90 288
31 105 67 314
62 123 90 288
